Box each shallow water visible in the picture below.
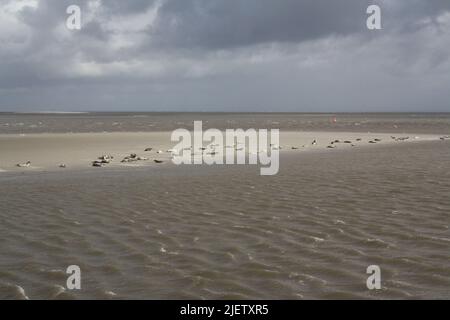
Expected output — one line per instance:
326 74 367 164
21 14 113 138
1 140 449 299
1 112 450 134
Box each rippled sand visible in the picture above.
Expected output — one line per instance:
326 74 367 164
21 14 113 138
1 139 449 299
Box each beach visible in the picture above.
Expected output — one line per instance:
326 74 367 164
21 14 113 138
0 113 449 299
0 131 443 172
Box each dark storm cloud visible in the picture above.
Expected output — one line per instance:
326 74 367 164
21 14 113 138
151 0 374 49
104 0 157 14
389 0 450 21
0 0 449 111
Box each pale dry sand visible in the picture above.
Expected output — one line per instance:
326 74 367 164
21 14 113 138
0 131 442 172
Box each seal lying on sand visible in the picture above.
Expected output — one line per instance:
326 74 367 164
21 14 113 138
121 154 138 163
98 155 114 163
121 154 149 163
16 161 31 168
92 161 105 167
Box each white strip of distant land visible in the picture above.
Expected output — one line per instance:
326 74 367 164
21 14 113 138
14 111 90 114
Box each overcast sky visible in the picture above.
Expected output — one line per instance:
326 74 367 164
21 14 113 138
0 0 449 112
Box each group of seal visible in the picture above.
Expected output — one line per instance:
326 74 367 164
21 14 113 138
16 161 31 168
16 135 445 170
90 148 166 167
326 139 357 149
16 161 67 168
121 153 149 163
92 155 114 167
391 136 409 141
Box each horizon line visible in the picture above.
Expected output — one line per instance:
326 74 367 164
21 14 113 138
1 111 450 114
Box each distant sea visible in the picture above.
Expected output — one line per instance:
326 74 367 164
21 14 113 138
1 112 450 134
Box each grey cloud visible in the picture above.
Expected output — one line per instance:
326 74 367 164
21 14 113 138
151 0 374 50
0 0 449 111
104 0 157 15
150 0 450 50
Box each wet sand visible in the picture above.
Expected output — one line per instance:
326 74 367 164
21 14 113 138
0 131 443 172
